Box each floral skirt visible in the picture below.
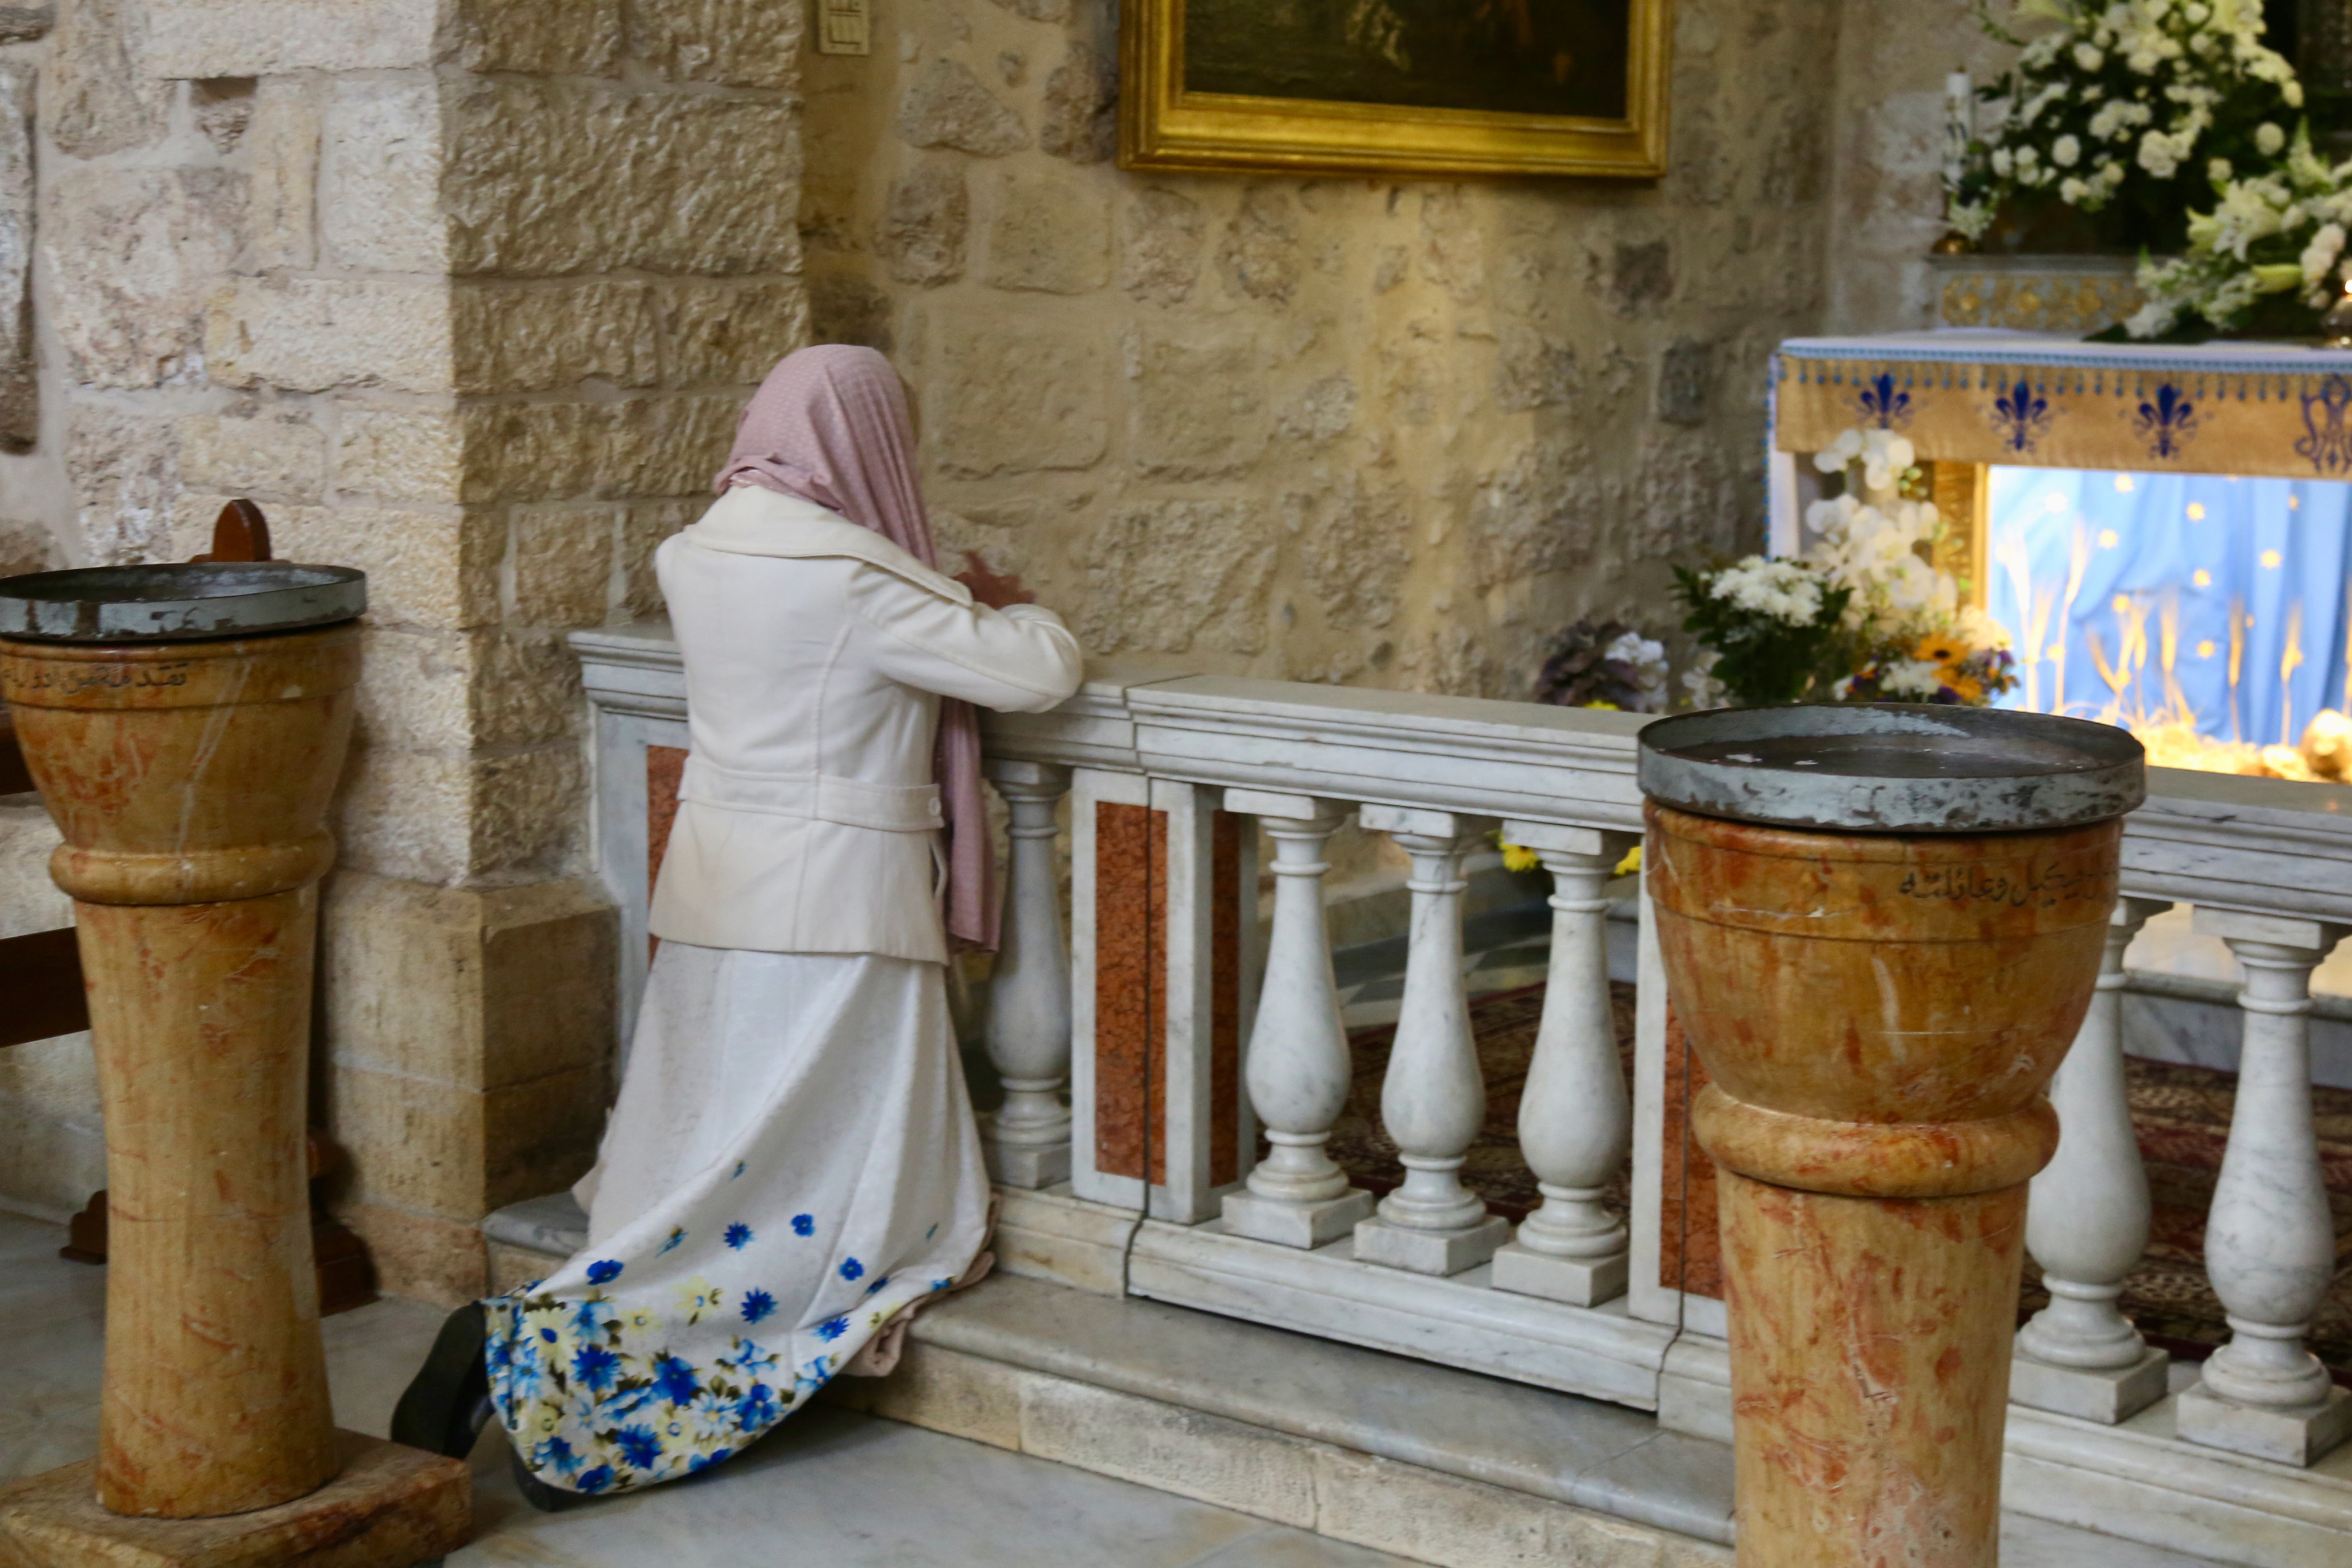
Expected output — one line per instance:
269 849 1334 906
483 943 990 1494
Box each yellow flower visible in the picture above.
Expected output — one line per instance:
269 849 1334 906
1581 699 1621 710
1614 844 1643 878
1913 635 1964 665
1501 841 1541 874
674 1276 723 1322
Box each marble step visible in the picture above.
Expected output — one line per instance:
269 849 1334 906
482 1186 2235 1568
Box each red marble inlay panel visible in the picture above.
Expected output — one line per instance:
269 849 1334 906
1094 802 1167 1182
647 744 688 960
1657 998 1724 1300
1209 809 1242 1187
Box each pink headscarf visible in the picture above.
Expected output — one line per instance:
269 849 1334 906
715 346 998 952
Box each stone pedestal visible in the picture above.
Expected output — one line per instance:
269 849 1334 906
1641 699 2139 1568
2176 1380 2352 1469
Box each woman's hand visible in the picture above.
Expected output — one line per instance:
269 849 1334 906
955 550 1037 609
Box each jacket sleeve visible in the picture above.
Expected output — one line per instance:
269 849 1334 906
847 565 1087 713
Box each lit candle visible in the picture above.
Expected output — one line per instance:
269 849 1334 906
1945 69 1975 192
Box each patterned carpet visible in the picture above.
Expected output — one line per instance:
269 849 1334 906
1326 980 2352 1378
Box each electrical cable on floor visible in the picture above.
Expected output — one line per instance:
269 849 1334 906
1114 816 1158 1295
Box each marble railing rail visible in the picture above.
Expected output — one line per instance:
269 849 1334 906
573 627 2352 1565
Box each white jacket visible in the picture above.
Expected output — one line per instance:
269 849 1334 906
646 486 1085 963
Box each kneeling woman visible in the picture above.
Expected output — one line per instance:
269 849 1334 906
393 345 1084 1500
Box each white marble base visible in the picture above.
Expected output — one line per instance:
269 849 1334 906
1351 1214 1509 1277
983 1133 1072 1189
2176 1380 2352 1467
1222 1188 1376 1250
1488 1241 1627 1308
2009 1346 2170 1425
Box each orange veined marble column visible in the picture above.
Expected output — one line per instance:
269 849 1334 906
1646 783 2123 1567
0 625 358 1518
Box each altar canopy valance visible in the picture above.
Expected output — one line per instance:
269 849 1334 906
1775 331 2352 481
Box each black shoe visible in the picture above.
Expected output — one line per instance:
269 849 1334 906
391 1303 493 1459
510 1447 594 1512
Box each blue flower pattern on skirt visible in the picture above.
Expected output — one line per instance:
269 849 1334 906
724 1223 752 1250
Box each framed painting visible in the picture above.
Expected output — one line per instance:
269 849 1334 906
1120 1 1672 179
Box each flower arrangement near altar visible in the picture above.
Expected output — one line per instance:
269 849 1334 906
1670 430 2018 709
1947 1 2304 255
2123 122 2352 336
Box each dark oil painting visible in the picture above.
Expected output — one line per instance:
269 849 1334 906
1183 0 1632 122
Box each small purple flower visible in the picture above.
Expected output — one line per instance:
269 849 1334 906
838 1258 863 1282
614 1425 662 1469
791 1214 815 1237
724 1223 753 1250
740 1288 777 1324
576 1465 615 1495
586 1260 624 1285
816 1315 849 1342
571 1342 620 1393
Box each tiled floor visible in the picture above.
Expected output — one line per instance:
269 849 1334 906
0 1209 1427 1567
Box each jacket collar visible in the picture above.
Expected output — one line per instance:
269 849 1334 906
682 485 975 608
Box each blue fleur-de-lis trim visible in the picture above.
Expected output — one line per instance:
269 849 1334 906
1988 380 2053 453
791 1214 815 1237
1856 371 1913 430
2132 383 2199 460
586 1259 624 1284
2299 375 2352 474
724 1223 753 1250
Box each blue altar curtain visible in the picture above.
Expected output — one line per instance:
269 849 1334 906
1986 466 2352 748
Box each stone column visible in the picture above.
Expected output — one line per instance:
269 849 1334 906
18 0 809 1299
982 759 1073 1188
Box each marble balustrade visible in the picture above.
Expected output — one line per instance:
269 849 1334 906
575 628 2352 1557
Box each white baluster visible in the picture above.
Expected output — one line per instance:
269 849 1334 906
981 760 1073 1188
2176 908 2352 1466
1352 806 1509 1275
1221 790 1376 1248
2013 896 2173 1423
1492 824 1636 1307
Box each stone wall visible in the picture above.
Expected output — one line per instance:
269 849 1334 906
802 0 1843 702
0 0 810 1300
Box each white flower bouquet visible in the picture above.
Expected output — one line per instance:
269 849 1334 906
2125 122 2352 336
1947 1 2302 255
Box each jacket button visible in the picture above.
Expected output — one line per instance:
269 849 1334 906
928 799 942 816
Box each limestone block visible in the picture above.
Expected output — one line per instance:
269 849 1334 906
0 1032 105 1219
1493 330 1581 413
1019 1380 1319 1530
1655 338 1713 426
249 77 322 271
1610 238 1674 315
930 320 1108 477
897 58 1028 156
43 165 245 389
984 0 1067 18
1218 187 1301 304
808 273 894 353
206 276 456 393
43 0 170 156
0 517 51 576
66 401 180 564
342 1203 488 1303
658 278 810 388
983 172 1110 295
443 79 802 277
181 498 502 630
140 0 439 76
1120 187 1206 305
1311 1446 1718 1568
1128 328 1270 478
473 743 588 876
1040 41 1115 164
1418 188 1485 305
333 1057 604 1223
620 499 694 619
0 63 28 451
453 281 660 394
631 0 802 88
0 9 52 43
350 628 582 752
334 404 463 503
320 75 446 273
0 800 65 936
509 506 617 627
178 409 327 502
333 740 583 885
323 871 616 1095
1277 373 1358 443
458 0 621 75
1079 500 1275 656
878 159 968 287
456 395 740 502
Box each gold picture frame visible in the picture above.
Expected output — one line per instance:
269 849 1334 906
1120 1 1673 179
